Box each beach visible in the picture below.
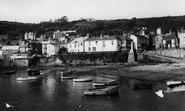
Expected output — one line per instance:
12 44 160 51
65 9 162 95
70 63 185 81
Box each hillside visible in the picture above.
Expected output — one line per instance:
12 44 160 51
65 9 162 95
1 15 185 39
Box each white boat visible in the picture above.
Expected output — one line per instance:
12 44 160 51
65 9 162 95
166 81 185 86
73 77 92 82
92 79 119 87
83 84 119 96
16 75 43 81
16 76 37 81
164 85 185 93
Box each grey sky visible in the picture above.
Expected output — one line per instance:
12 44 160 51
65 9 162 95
0 0 185 23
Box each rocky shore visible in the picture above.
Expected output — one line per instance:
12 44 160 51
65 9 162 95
65 63 185 82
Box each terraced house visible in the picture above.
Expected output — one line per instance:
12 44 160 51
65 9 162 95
84 35 122 52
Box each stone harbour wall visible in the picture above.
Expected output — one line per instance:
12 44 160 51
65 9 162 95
146 49 185 59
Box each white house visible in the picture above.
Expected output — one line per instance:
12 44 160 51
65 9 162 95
178 29 185 48
130 34 149 51
24 32 36 40
47 43 59 56
68 36 88 53
84 35 121 52
41 39 59 56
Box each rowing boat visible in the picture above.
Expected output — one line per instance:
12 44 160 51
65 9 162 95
73 77 92 82
83 84 119 96
92 79 119 87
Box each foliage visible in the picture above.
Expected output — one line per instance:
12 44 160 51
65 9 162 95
1 15 185 39
58 52 128 66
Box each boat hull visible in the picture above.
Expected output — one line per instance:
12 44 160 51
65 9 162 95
4 71 16 75
16 76 37 81
73 78 92 82
92 80 119 87
83 84 119 96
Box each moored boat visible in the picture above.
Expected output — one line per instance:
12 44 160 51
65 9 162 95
83 84 119 96
73 77 92 82
16 76 37 81
4 70 16 75
27 68 40 76
92 79 119 87
61 76 75 79
16 75 44 81
166 81 185 86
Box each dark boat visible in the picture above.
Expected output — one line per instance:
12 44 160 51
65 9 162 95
4 70 16 75
83 84 119 96
92 79 119 87
27 68 40 76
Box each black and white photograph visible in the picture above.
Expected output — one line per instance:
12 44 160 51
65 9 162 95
0 0 185 110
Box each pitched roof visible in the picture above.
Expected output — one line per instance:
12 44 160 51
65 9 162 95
163 33 178 40
69 36 88 44
2 46 20 50
85 36 119 41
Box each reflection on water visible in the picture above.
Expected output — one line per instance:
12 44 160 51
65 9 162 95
1 69 185 111
42 77 56 101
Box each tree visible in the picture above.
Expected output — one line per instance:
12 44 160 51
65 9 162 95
58 47 68 54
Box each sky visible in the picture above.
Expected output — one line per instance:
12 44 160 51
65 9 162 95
0 0 185 23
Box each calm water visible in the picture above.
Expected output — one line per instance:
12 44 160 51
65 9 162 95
0 69 185 111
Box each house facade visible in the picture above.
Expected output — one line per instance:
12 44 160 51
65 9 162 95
117 35 132 51
162 33 179 49
46 43 59 56
178 29 185 48
155 35 166 49
24 32 36 40
84 36 121 52
41 39 59 56
28 41 42 56
68 36 88 53
130 34 149 51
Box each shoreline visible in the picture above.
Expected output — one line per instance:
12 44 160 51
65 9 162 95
66 63 185 82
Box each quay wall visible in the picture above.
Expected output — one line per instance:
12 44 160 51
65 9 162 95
146 49 185 59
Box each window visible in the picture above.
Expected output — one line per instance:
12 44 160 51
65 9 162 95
75 43 77 48
89 41 91 46
102 41 105 47
88 47 91 51
70 44 71 48
112 41 114 45
92 47 96 51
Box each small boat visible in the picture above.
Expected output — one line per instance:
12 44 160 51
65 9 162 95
27 69 40 76
4 70 16 75
164 85 185 93
83 84 119 96
16 75 43 81
61 76 75 79
73 77 92 82
92 79 119 87
40 70 51 76
166 81 185 86
27 68 40 73
16 76 37 81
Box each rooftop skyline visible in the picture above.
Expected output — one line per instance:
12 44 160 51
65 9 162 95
0 0 185 23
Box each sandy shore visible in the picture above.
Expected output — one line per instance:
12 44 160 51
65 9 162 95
69 63 185 81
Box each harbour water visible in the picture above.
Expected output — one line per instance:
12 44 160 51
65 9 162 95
0 69 185 111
